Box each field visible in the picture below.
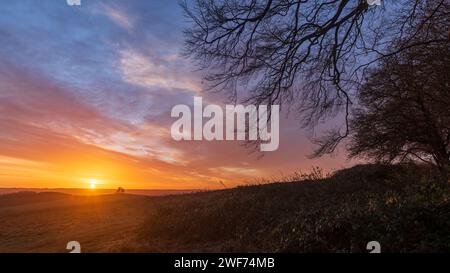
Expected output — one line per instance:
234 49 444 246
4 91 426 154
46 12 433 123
0 164 449 253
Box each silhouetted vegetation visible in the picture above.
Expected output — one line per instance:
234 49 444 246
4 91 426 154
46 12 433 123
132 164 450 252
348 7 450 182
183 0 450 155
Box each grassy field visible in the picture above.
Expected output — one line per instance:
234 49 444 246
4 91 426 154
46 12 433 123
0 192 149 252
0 164 449 253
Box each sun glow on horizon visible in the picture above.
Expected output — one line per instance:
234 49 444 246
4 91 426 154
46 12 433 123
89 179 97 189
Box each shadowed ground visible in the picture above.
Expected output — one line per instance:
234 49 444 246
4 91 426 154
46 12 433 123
0 164 449 253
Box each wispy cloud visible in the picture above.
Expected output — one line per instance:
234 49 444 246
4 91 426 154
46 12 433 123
0 1 355 190
209 166 261 176
119 49 201 93
101 4 134 30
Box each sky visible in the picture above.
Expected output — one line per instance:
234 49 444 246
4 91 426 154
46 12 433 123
0 0 355 190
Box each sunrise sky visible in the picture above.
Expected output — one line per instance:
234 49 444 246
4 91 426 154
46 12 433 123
0 0 354 190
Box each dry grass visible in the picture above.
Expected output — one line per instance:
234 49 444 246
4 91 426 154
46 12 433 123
0 164 448 253
0 193 148 252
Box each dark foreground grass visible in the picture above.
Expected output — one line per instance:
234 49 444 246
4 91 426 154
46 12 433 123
129 164 450 253
0 164 448 252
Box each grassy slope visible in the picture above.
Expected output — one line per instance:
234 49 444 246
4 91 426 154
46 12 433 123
130 164 450 253
0 164 449 253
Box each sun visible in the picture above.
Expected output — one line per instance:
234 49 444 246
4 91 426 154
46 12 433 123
89 179 97 189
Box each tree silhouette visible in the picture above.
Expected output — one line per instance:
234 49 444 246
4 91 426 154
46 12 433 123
348 25 450 181
183 0 450 155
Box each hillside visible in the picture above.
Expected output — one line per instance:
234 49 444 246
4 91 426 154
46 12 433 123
0 164 449 253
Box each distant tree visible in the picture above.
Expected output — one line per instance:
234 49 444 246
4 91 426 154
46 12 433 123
348 30 450 182
116 187 125 194
183 0 450 155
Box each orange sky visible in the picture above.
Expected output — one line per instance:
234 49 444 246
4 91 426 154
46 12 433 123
0 1 356 190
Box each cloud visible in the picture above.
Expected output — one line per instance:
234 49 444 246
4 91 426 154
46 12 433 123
0 64 189 165
119 48 201 94
0 1 358 190
209 166 261 176
84 126 188 165
101 4 134 30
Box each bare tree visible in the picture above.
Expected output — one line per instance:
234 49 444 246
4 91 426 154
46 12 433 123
348 29 450 181
182 0 450 155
